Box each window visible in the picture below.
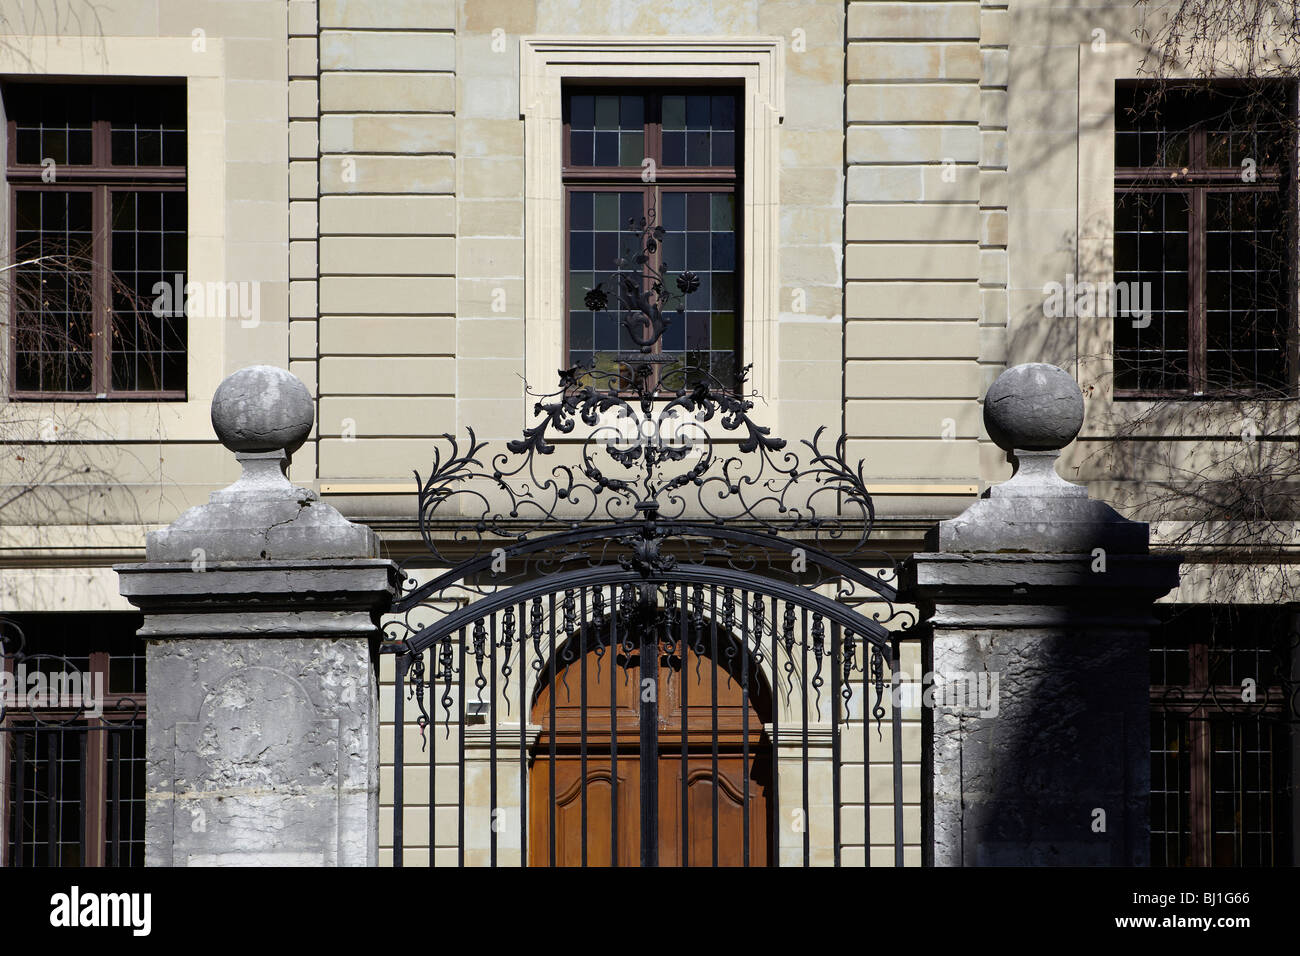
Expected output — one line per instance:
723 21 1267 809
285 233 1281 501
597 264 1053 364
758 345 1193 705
1149 607 1293 866
1 614 146 867
4 82 187 398
563 88 741 390
1113 82 1294 397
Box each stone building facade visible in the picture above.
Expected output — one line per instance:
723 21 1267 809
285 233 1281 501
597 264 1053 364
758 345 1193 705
0 0 1295 866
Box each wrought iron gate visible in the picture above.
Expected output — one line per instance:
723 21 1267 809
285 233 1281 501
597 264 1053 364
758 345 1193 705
383 210 914 866
387 569 906 867
382 382 915 865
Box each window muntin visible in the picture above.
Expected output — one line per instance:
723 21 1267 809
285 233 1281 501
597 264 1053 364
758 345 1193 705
1149 608 1291 867
563 87 741 390
4 82 187 399
1 617 147 867
1113 82 1293 397
12 188 96 392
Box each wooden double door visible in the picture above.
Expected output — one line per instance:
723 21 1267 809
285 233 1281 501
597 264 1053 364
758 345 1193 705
528 628 773 866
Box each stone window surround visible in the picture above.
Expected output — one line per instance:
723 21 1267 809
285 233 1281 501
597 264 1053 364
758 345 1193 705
519 37 785 408
0 36 226 440
1076 41 1300 433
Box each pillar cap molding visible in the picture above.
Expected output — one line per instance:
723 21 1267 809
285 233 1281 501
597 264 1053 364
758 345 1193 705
902 551 1183 629
116 558 401 639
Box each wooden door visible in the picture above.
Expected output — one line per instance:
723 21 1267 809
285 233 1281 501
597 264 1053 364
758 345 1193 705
530 751 769 866
529 622 771 866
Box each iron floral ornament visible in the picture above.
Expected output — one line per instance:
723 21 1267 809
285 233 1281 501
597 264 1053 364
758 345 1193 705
579 208 699 354
411 367 883 567
397 356 908 638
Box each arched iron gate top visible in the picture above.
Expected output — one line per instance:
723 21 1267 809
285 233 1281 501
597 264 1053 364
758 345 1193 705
392 519 898 616
400 563 895 657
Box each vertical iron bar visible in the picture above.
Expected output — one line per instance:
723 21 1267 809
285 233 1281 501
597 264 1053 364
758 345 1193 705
922 612 936 867
608 587 618 866
1234 724 1243 862
801 607 810 868
518 603 527 868
741 591 751 867
710 586 719 868
47 730 57 867
394 654 405 868
679 581 689 867
111 730 122 867
770 595 780 868
865 638 872 866
548 592 557 867
639 586 659 867
490 614 498 868
892 635 904 867
580 587 589 867
458 627 466 867
14 731 27 867
429 648 436 868
831 621 842 867
80 731 89 867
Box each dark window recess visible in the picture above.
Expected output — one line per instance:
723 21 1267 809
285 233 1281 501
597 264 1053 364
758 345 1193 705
1 615 147 867
1149 607 1293 867
563 89 741 390
4 82 187 398
1113 82 1294 397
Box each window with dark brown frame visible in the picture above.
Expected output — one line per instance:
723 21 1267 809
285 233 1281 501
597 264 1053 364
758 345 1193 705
1 615 146 867
1150 607 1293 867
4 81 187 399
1113 82 1295 397
564 87 741 390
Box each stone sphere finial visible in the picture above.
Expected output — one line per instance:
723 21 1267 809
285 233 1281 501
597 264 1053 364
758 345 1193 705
983 363 1084 452
211 365 314 454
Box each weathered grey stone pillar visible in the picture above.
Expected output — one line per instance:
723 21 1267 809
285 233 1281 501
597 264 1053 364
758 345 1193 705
116 366 399 866
902 364 1180 866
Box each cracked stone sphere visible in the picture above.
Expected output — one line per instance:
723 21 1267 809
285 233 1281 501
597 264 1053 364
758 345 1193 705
983 363 1084 451
211 365 314 453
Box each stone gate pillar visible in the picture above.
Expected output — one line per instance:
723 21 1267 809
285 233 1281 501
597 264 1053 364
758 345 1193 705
116 366 399 866
902 364 1181 866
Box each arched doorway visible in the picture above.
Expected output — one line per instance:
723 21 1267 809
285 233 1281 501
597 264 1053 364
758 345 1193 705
528 605 773 867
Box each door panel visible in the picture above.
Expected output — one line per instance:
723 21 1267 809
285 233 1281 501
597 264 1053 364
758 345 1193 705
530 750 770 866
529 610 772 866
531 755 639 867
657 755 769 867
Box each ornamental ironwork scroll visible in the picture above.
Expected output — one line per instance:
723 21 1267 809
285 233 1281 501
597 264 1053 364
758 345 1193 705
387 355 911 634
387 214 906 626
